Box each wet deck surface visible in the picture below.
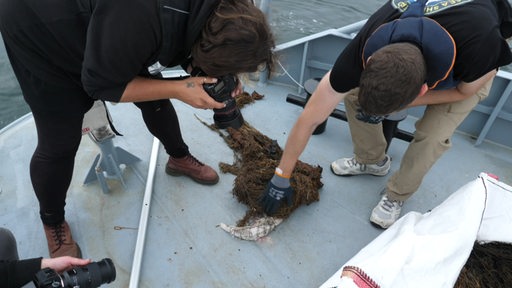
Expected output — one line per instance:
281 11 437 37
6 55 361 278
1 80 512 287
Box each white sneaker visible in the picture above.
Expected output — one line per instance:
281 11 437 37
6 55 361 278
331 155 390 176
370 194 403 229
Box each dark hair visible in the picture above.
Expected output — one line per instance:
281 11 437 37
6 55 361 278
358 43 426 115
191 0 275 77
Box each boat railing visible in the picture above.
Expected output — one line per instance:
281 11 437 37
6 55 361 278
268 20 512 149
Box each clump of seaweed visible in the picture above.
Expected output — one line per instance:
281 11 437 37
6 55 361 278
201 91 322 227
219 122 322 226
455 241 512 288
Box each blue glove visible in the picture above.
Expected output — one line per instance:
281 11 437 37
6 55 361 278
260 172 294 216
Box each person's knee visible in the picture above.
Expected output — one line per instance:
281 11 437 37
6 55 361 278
32 113 84 159
0 228 19 260
413 129 452 151
34 139 81 160
0 227 15 243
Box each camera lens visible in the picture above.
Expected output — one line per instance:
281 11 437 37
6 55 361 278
92 258 116 284
204 75 244 129
213 98 244 129
61 258 116 288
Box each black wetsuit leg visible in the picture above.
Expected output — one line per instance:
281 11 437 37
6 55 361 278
30 109 87 225
134 100 189 158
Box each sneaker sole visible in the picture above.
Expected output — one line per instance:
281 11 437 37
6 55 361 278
369 220 389 229
330 165 389 177
165 166 219 185
369 214 393 229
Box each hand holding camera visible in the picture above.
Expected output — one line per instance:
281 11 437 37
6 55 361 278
33 258 116 288
191 67 245 129
40 257 92 277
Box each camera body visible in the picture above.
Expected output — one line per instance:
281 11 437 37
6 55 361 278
33 258 116 288
191 68 244 129
202 74 236 103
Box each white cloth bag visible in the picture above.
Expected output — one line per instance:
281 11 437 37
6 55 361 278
320 172 512 288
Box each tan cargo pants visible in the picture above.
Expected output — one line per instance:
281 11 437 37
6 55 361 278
343 79 493 201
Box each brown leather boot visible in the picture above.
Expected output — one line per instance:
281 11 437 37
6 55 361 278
43 221 82 258
166 154 219 185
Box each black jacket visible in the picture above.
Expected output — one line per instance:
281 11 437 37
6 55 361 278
0 0 219 103
0 258 42 288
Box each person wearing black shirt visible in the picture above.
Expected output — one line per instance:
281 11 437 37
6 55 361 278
0 228 90 288
0 0 275 258
259 0 512 229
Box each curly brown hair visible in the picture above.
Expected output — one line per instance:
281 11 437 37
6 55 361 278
191 0 275 78
358 43 426 115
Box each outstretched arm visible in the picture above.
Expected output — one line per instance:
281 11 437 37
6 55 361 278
119 76 227 110
278 71 348 176
260 71 347 215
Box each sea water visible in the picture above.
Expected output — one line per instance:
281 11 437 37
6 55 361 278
0 0 381 129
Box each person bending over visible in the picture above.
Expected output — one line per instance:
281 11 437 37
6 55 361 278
0 0 275 258
259 0 512 228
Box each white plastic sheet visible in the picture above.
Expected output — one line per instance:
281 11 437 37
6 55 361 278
320 173 512 288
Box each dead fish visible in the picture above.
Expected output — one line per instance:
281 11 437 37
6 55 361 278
219 216 283 241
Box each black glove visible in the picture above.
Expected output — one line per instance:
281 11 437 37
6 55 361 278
355 109 387 124
259 172 294 216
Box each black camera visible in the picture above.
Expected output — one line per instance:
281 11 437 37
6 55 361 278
33 258 116 288
191 68 244 129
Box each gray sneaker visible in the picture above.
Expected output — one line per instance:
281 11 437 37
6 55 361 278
331 155 391 176
370 194 403 229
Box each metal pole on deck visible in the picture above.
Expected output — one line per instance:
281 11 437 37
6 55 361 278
129 137 160 288
258 0 271 86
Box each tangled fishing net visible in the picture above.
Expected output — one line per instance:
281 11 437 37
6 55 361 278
198 91 323 240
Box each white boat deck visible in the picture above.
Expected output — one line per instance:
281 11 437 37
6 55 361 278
1 78 511 287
